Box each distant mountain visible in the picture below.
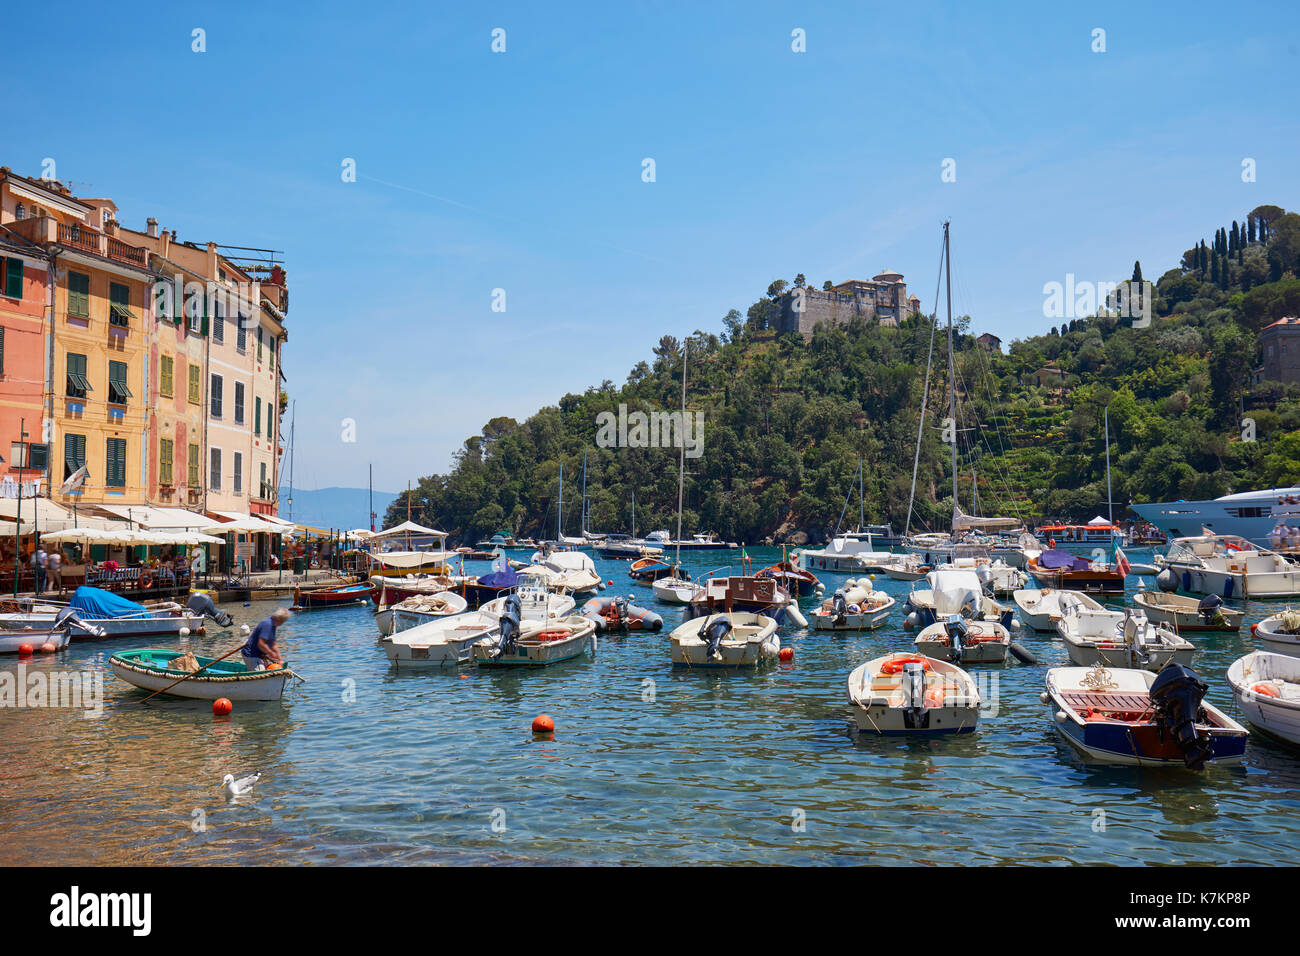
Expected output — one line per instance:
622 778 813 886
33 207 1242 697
276 486 398 532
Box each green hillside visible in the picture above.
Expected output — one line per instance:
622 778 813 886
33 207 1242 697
388 205 1300 544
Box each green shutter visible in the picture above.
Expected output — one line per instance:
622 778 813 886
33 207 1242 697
69 272 90 317
255 396 261 435
5 258 22 299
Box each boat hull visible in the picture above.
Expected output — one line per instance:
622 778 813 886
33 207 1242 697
1228 651 1300 746
669 612 780 668
473 621 596 668
846 654 981 735
110 651 294 701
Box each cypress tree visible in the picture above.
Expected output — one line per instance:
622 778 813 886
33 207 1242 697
1132 260 1143 283
1248 216 1256 243
1211 253 1220 285
1231 220 1240 252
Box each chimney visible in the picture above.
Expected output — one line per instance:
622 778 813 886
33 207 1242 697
146 217 158 238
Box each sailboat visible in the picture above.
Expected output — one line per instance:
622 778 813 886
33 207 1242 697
652 345 705 606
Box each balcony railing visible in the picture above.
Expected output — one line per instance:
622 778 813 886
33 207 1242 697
106 236 146 266
57 222 99 255
56 223 149 267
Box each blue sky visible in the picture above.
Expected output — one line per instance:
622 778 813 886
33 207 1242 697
10 1 1298 491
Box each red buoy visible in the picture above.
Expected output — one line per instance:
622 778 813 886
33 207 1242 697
1251 623 1259 636
532 714 555 734
213 698 233 716
39 642 56 654
17 643 33 657
607 580 614 586
779 647 794 662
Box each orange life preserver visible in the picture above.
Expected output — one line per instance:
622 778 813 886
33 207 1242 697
537 629 570 643
1048 538 1057 549
880 656 931 675
140 571 154 589
1253 683 1280 698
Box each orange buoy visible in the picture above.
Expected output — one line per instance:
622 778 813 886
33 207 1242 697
607 580 614 586
213 698 233 716
40 642 56 654
1251 623 1259 636
778 647 794 662
532 714 555 734
18 643 33 656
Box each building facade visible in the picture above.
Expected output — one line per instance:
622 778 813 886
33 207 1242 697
1259 317 1300 385
0 220 50 499
776 272 922 338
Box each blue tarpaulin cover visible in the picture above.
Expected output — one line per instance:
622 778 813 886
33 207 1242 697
69 586 147 618
1038 549 1092 571
477 567 520 588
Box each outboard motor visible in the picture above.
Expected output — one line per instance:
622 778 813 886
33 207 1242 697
1196 593 1224 623
53 606 106 640
699 617 733 660
901 661 929 729
1149 664 1214 770
943 613 968 662
495 593 523 657
614 595 631 628
187 591 234 627
831 590 848 625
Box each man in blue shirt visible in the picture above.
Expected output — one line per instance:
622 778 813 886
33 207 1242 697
242 608 290 671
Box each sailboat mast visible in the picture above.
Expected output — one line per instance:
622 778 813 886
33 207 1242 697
858 458 864 532
675 346 687 568
1105 406 1113 527
581 451 588 536
287 400 296 522
944 221 958 525
557 461 563 542
369 463 374 533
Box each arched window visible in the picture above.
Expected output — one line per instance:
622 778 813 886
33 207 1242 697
14 203 24 220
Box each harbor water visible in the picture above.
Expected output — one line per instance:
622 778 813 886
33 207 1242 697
3 546 1299 866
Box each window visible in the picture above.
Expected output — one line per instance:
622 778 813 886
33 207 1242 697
236 315 247 352
254 396 262 435
105 438 126 488
260 462 269 498
209 448 222 491
233 451 243 494
160 438 174 485
234 381 245 424
210 374 223 418
160 355 174 397
257 326 263 361
188 443 200 487
186 286 203 333
108 361 132 404
66 353 91 399
14 203 24 220
67 271 90 317
188 364 200 404
63 433 86 481
108 282 132 327
212 297 224 344
9 441 47 470
3 257 22 300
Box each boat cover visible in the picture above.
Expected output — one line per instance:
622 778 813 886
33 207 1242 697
477 566 520 589
70 586 147 619
1038 549 1091 570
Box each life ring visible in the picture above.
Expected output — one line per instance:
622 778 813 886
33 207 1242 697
140 571 154 589
881 656 931 675
1048 538 1057 549
537 629 570 643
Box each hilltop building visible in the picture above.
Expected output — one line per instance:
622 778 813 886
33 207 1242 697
776 272 921 338
1258 317 1300 385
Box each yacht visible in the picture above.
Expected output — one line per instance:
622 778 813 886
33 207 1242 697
1131 486 1300 548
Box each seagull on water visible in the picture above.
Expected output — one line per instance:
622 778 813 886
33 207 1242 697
222 772 261 798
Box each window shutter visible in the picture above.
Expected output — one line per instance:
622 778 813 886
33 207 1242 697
4 257 22 299
0 326 5 376
255 396 261 435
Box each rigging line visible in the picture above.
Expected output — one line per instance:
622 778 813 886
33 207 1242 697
905 232 949 537
954 357 1021 520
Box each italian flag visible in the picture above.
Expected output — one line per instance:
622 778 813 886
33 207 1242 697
1114 544 1131 577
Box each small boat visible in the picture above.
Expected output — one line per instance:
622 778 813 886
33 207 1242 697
914 612 1010 663
110 649 298 701
669 612 779 668
480 574 576 622
847 652 980 735
1132 589 1243 632
1044 663 1247 767
473 614 597 668
526 549 605 595
0 608 106 653
882 554 931 582
0 598 70 630
580 595 663 632
1012 588 1068 632
756 560 823 598
628 556 674 582
293 581 377 609
810 580 895 630
597 534 663 560
905 569 1014 629
1254 609 1300 657
684 574 808 627
375 590 470 637
382 609 500 667
1056 595 1194 671
371 573 472 607
1227 651 1300 747
1155 534 1300 599
651 573 704 605
1027 550 1126 596
799 532 897 573
16 587 205 640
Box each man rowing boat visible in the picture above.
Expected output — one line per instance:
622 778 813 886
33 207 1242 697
241 609 291 671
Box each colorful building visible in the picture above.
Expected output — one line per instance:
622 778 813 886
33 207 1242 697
0 216 50 502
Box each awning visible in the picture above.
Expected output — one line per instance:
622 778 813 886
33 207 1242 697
371 520 446 539
91 505 215 529
204 512 285 534
368 550 452 568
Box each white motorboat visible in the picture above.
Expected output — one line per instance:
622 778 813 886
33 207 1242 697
847 652 980 735
914 612 1010 663
1044 663 1247 767
669 612 780 668
881 553 931 582
1228 651 1300 746
480 574 576 621
1056 595 1194 671
1012 588 1071 632
13 587 204 640
1131 588 1243 632
651 574 704 605
1254 610 1300 657
809 580 896 630
1155 534 1300 599
941 543 1027 597
473 614 597 667
375 590 470 637
522 549 605 596
382 609 500 667
906 568 1014 629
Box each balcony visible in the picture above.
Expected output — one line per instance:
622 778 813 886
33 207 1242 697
52 221 149 268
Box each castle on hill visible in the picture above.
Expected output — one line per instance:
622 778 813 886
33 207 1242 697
776 272 921 338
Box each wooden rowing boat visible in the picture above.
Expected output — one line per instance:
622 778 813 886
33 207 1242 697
110 649 298 701
293 582 377 609
1132 589 1244 632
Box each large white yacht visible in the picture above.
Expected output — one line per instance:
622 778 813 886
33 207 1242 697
1131 487 1300 547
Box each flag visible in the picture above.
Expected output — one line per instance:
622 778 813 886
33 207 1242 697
1201 525 1216 537
1114 544 1131 577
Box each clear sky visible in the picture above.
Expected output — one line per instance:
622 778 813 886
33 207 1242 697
9 1 1298 491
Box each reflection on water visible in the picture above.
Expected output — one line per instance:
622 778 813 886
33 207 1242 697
1 547 1298 865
